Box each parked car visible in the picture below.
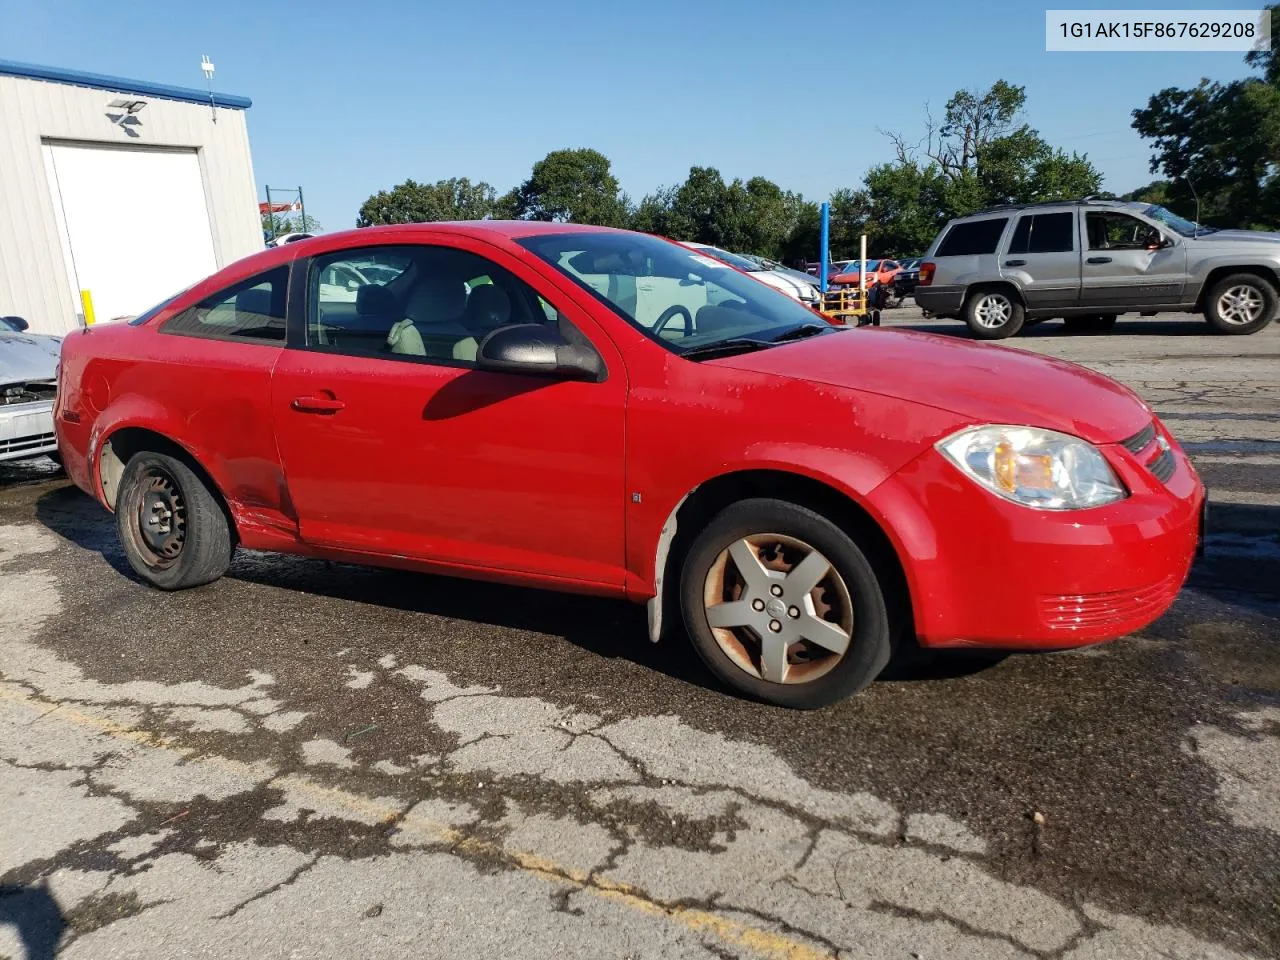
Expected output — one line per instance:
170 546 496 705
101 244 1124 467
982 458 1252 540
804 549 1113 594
830 260 902 290
894 258 923 298
682 243 821 307
744 255 824 302
1 316 60 463
56 222 1205 708
914 198 1280 339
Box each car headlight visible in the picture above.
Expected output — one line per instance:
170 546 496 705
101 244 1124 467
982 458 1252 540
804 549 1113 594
937 425 1126 510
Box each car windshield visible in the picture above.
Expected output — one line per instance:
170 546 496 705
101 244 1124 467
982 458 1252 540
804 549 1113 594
520 232 830 355
1144 204 1215 237
843 261 879 273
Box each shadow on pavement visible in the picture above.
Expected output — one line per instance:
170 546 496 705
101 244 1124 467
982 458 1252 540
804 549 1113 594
890 316 1225 339
0 882 65 960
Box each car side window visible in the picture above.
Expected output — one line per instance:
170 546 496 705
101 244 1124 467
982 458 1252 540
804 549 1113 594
1087 212 1157 251
161 267 288 343
306 244 567 366
1008 212 1075 254
935 218 1010 257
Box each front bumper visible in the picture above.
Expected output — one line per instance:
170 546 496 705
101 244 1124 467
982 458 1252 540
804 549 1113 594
0 400 57 462
867 426 1204 650
913 285 965 316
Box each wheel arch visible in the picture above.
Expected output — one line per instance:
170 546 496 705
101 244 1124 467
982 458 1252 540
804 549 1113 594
1193 264 1280 311
647 468 912 644
965 280 1026 307
98 426 238 543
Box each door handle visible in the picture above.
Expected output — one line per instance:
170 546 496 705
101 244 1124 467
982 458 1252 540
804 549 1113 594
1087 256 1113 264
1004 259 1027 267
291 395 345 414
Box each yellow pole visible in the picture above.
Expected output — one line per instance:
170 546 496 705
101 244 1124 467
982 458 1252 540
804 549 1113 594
79 289 96 326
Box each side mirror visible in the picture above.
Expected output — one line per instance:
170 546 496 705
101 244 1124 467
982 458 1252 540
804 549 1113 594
0 316 28 332
1145 232 1170 252
476 324 604 382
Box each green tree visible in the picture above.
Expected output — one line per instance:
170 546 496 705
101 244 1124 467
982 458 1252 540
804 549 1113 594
356 177 498 227
262 212 321 238
509 148 629 226
1132 10 1280 229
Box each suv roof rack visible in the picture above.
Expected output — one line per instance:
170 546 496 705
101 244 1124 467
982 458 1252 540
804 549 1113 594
971 197 1130 215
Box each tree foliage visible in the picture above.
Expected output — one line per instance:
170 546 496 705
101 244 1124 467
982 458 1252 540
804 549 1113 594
355 177 498 227
508 148 629 226
1131 7 1280 229
262 212 321 237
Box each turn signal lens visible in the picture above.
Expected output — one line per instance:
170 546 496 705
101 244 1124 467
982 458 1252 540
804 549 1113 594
919 262 937 286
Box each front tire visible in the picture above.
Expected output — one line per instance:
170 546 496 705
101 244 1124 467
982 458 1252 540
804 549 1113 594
679 498 893 709
116 451 233 590
1204 274 1277 334
963 288 1025 340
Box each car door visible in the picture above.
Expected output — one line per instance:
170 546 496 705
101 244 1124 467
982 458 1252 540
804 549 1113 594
269 238 629 589
999 211 1081 308
1080 210 1188 307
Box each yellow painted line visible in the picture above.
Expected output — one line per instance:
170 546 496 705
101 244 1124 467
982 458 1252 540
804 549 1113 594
1 686 833 960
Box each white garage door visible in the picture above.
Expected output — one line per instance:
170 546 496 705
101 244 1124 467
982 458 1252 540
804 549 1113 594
43 142 219 324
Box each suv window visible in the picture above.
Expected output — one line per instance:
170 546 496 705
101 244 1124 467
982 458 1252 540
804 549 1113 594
307 244 571 365
1009 212 1075 254
161 267 288 342
935 218 1009 257
1087 212 1158 250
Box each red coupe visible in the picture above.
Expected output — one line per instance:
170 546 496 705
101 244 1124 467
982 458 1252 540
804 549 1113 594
56 222 1205 708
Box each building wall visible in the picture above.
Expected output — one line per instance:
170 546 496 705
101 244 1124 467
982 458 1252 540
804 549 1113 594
0 73 261 335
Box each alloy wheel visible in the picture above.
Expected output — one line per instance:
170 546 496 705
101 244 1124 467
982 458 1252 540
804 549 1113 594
1217 285 1265 326
973 294 1013 329
702 534 854 684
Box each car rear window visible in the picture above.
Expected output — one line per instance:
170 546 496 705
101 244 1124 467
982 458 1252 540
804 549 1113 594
935 218 1010 257
1008 212 1075 254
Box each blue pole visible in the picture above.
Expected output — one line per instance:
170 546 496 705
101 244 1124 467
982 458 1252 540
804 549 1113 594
819 202 830 294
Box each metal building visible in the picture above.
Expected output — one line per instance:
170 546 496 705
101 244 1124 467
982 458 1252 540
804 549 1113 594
0 59 263 335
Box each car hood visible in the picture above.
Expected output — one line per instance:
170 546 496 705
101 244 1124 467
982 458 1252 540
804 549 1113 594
711 329 1151 444
1191 229 1280 245
0 331 61 383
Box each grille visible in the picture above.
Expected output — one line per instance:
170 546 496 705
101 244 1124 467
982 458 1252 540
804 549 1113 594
1121 422 1156 455
0 432 56 455
1150 448 1176 483
1038 574 1182 631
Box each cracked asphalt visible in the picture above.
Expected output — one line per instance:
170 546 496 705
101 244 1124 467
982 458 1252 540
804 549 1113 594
1 311 1277 959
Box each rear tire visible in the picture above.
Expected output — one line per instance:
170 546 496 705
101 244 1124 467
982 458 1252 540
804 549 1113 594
115 451 233 590
1203 274 1277 334
1063 314 1117 334
963 288 1025 340
679 498 893 709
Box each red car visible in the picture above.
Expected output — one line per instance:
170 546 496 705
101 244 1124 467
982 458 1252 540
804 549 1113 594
56 223 1204 709
830 259 901 290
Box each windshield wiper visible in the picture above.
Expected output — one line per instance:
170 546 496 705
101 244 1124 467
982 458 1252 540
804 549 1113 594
680 338 773 361
769 323 832 343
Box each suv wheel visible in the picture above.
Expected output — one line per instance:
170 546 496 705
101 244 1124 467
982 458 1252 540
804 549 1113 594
680 499 893 709
963 288 1025 340
1204 274 1277 335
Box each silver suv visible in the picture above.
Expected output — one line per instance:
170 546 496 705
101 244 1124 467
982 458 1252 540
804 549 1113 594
914 199 1280 339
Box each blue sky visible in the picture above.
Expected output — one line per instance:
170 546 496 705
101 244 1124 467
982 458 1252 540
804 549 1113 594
1 0 1259 233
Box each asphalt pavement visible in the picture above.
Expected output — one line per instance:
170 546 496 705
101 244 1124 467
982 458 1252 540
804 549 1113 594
1 310 1277 959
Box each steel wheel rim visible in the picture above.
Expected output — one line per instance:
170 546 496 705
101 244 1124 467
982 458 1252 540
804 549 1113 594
974 294 1013 328
130 467 187 569
1217 285 1264 325
702 534 854 685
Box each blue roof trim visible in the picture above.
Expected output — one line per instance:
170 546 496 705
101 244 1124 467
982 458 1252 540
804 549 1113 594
0 59 252 109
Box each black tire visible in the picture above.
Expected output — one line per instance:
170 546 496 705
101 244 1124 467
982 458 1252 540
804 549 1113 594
679 498 894 709
1063 314 1117 334
1203 273 1278 335
115 451 233 590
962 287 1025 340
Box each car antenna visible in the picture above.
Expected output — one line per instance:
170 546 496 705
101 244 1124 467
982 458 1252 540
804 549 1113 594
1183 175 1201 233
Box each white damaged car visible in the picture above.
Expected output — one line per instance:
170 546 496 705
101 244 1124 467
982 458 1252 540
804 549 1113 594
0 315 60 463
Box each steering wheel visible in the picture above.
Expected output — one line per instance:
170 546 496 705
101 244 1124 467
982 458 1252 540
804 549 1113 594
652 304 694 337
